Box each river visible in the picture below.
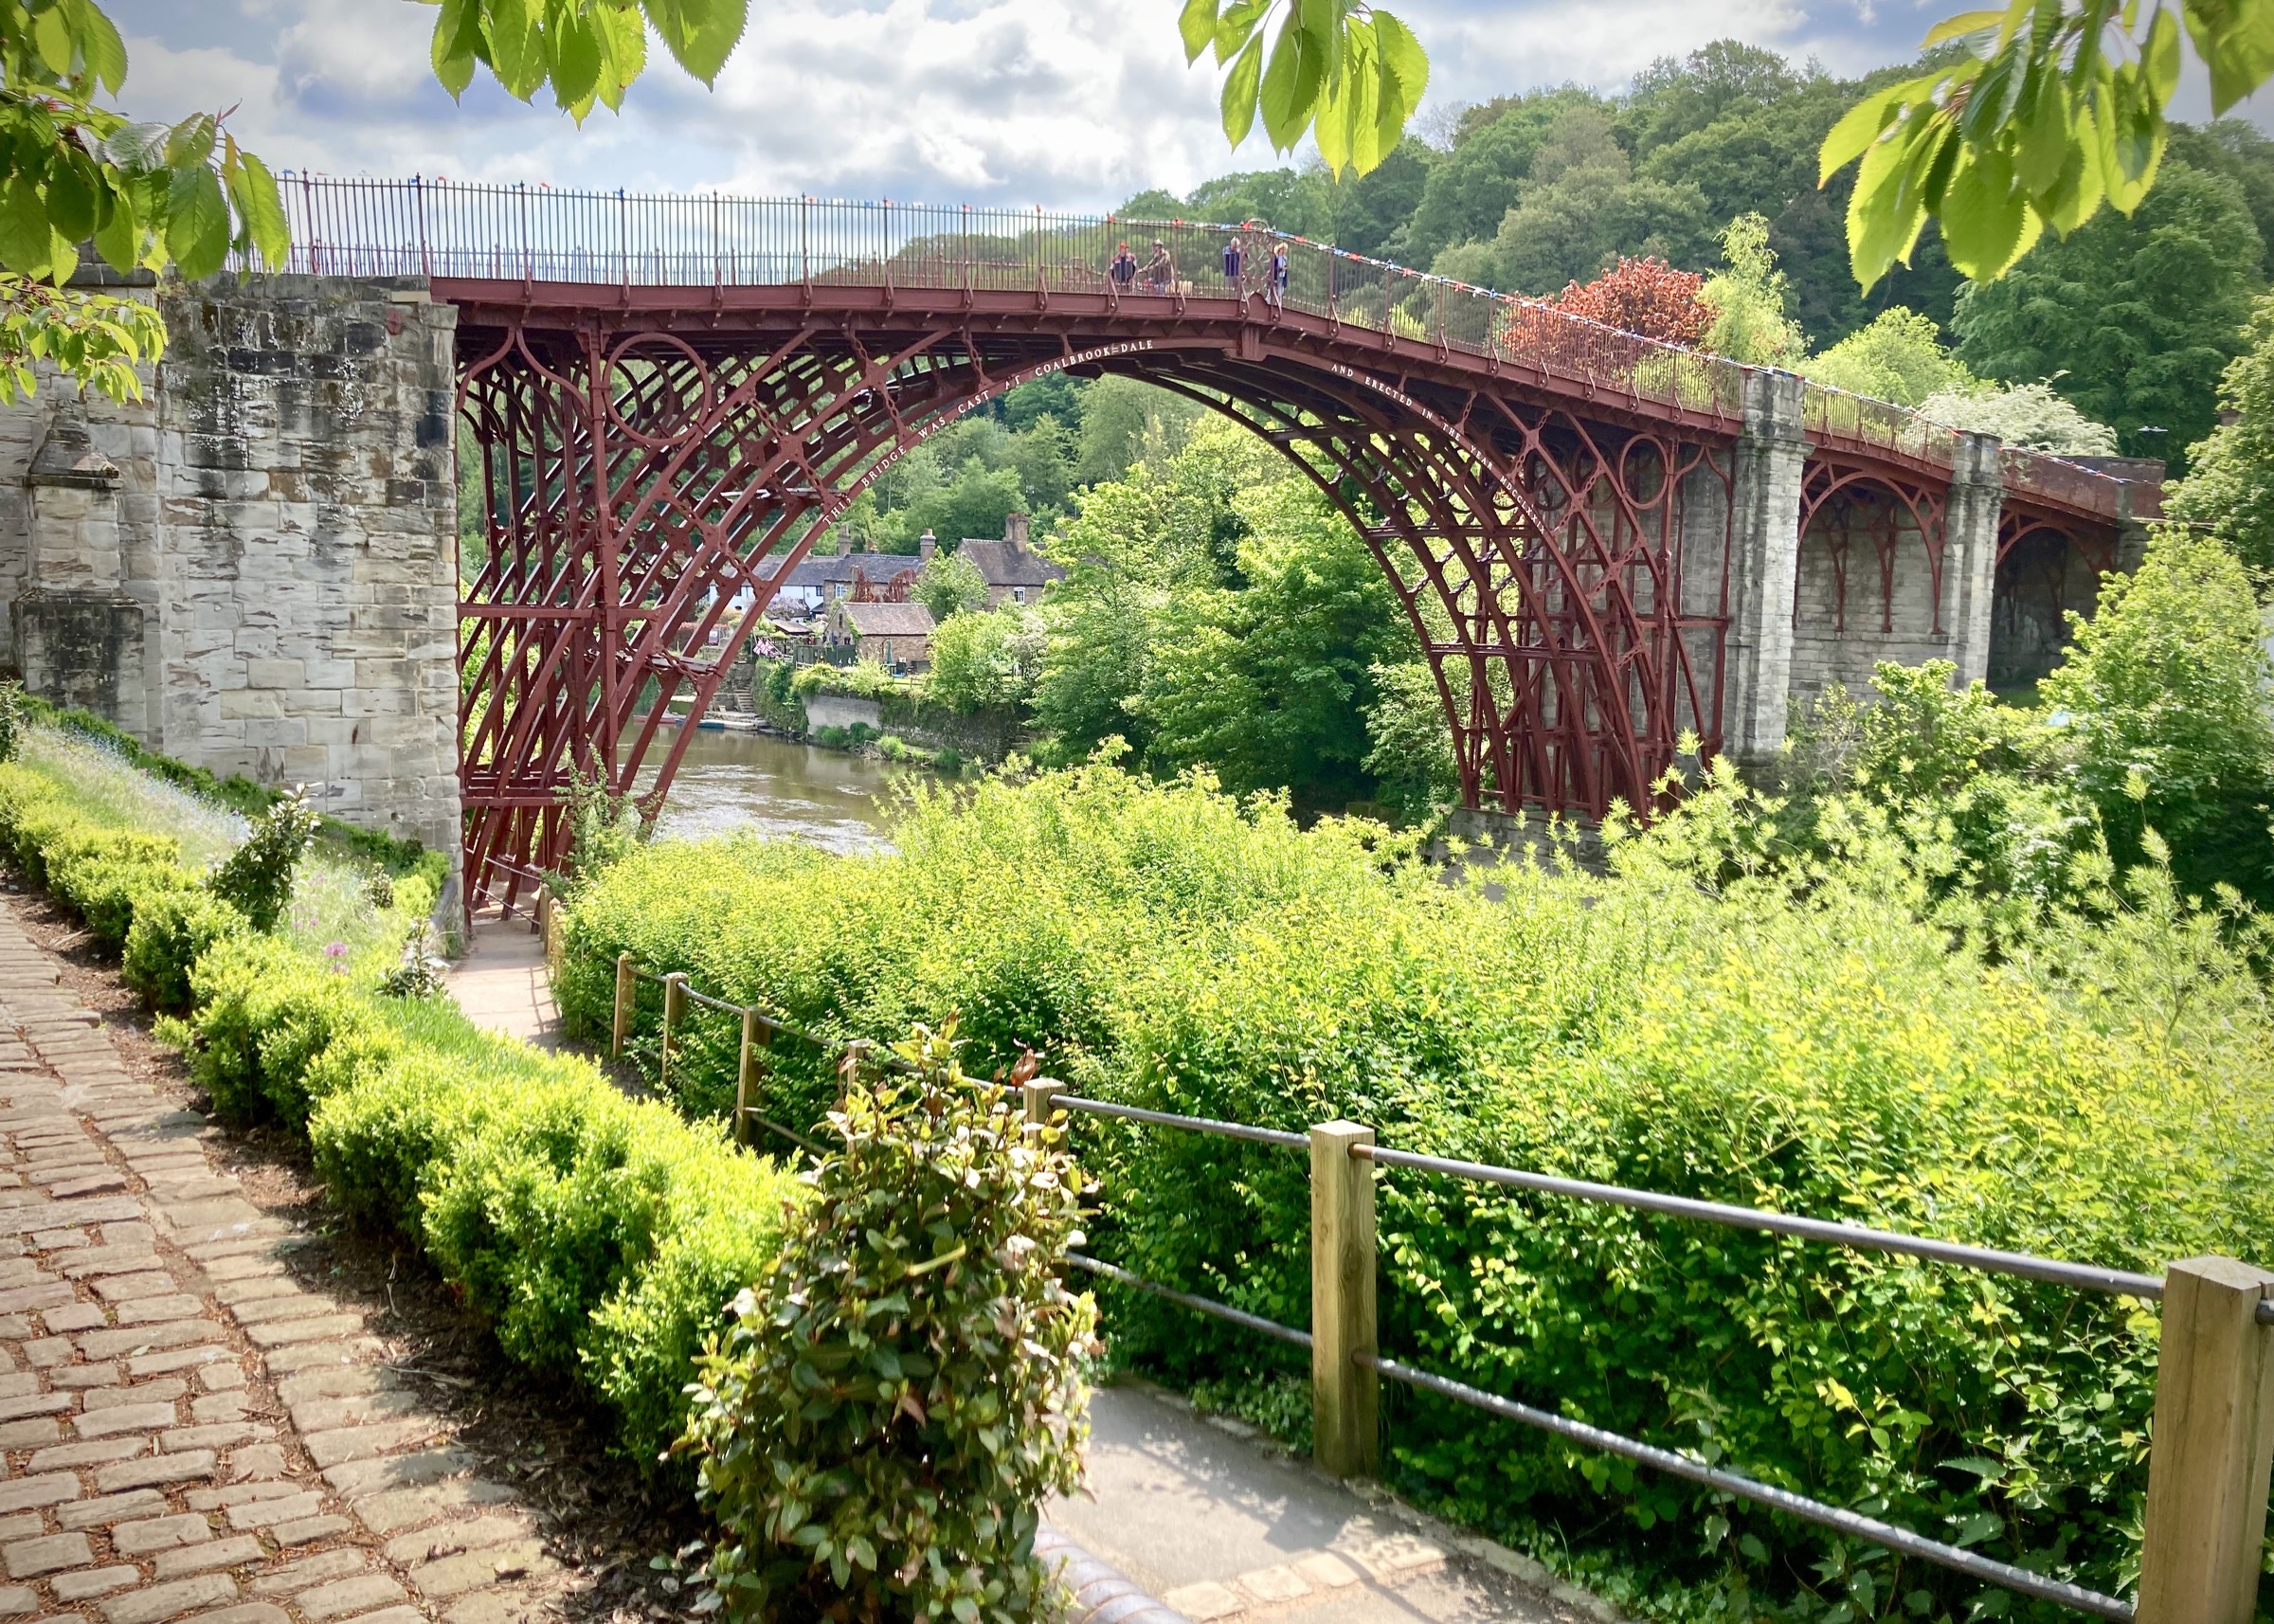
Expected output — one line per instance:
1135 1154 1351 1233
622 726 900 855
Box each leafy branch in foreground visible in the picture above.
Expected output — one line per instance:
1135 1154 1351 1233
1178 0 1428 178
0 274 161 402
421 0 751 117
1819 0 2274 287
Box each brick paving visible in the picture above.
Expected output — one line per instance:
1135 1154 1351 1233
0 900 562 1624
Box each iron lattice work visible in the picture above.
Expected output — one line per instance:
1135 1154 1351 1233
451 301 1742 911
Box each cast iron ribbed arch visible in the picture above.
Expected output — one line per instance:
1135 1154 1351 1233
456 315 1739 910
1796 457 1951 636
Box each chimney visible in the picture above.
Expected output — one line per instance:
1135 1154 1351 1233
1005 512 1030 550
919 529 936 562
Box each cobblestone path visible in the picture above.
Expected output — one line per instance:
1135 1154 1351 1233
0 902 563 1624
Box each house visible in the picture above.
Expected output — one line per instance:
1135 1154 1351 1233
755 539 915 616
824 598 936 669
956 513 1066 608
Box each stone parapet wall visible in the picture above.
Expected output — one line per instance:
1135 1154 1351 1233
0 273 460 860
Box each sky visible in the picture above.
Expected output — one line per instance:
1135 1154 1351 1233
111 0 2274 217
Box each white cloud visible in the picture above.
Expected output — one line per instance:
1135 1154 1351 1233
99 0 2274 214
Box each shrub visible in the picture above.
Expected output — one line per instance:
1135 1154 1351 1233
187 936 383 1127
684 1027 1094 1624
208 787 320 931
0 680 24 764
123 891 251 1013
379 922 450 1000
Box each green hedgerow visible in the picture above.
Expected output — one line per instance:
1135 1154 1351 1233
684 1025 1095 1624
123 891 251 1013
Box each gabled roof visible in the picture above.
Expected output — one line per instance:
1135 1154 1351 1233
958 536 1066 590
839 601 936 638
773 550 870 591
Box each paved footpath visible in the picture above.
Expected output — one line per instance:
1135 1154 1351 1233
0 899 561 1624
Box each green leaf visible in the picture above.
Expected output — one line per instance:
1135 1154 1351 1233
164 113 217 170
92 192 138 274
1257 7 1326 152
0 177 55 278
1922 7 2006 45
481 0 546 99
1819 81 1913 184
45 163 94 244
1213 0 1268 63
1940 146 2037 279
549 4 605 114
589 2 647 108
102 122 171 175
165 165 230 281
230 149 290 269
1179 0 1219 63
2012 71 2070 196
641 0 748 86
431 0 481 98
70 0 129 94
32 8 74 76
1218 31 1265 148
2141 4 2181 101
1372 10 1426 128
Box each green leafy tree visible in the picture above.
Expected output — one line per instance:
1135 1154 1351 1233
1404 86 1607 265
1621 40 1809 154
904 460 1025 554
1073 376 1203 489
1805 307 1973 404
1951 159 2262 461
2041 526 2274 899
1700 213 1808 366
1913 380 2119 451
928 607 1046 715
911 550 989 623
1135 478 1408 808
2167 292 2274 571
1463 107 1716 295
1362 659 1457 818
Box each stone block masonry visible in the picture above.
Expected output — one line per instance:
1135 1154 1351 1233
0 272 460 858
0 893 565 1624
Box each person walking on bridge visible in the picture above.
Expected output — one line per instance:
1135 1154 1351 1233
1266 242 1289 310
1221 232 1245 294
1110 242 1137 294
1143 239 1174 294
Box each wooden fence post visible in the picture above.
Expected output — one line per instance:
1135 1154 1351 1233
1022 1078 1065 1129
660 973 687 1091
735 1007 767 1148
611 953 635 1058
1310 1119 1378 1479
2138 1254 2274 1624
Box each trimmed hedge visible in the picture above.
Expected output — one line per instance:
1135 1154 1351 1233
0 727 801 1478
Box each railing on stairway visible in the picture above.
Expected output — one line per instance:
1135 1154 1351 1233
268 174 2134 522
600 949 2274 1622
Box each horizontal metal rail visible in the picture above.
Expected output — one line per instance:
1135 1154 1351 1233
1057 1095 1309 1149
1353 1144 2172 1305
1067 1254 1312 1350
1361 1353 2133 1621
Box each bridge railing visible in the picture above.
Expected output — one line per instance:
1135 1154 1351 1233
278 175 2140 520
592 946 2274 1621
278 175 1761 423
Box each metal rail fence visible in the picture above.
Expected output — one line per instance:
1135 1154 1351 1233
597 949 2274 1622
272 174 2127 521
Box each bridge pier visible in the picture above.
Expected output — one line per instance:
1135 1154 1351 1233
1942 432 2006 689
0 270 461 865
1717 370 1809 772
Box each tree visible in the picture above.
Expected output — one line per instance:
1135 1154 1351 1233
1699 213 1807 367
1913 381 2118 452
1074 376 1203 489
1468 108 1716 296
1805 307 1972 405
1951 160 2262 462
927 607 1046 714
1404 87 1607 265
1135 478 1408 808
2164 293 2274 573
1622 40 1807 155
911 550 989 623
1363 660 1458 818
1547 257 1710 347
2041 526 2274 901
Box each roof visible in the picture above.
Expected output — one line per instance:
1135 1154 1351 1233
839 601 937 638
958 536 1066 590
772 550 875 591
